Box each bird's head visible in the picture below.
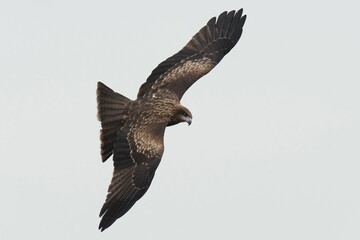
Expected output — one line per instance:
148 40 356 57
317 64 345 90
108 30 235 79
168 105 193 126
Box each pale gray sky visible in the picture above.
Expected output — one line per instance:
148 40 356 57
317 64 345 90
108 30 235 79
1 0 359 239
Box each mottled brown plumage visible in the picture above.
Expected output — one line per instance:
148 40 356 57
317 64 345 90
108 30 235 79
97 9 247 231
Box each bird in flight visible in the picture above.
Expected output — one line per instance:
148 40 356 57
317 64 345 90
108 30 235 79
97 9 247 231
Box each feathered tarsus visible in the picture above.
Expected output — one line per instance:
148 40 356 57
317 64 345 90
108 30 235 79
97 9 246 231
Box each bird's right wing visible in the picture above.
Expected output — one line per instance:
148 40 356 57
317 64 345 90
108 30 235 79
98 156 161 231
98 106 167 231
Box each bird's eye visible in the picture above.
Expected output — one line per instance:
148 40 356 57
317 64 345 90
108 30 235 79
178 110 187 117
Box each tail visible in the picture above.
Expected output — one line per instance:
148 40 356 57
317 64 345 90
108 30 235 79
97 82 132 162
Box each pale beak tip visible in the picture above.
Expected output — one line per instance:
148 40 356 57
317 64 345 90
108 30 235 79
186 117 192 126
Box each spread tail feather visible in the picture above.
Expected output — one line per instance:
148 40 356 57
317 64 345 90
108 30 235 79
97 82 131 162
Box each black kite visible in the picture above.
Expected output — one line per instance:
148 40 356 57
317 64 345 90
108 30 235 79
97 9 247 231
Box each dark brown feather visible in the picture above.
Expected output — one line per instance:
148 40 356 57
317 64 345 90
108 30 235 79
97 82 132 162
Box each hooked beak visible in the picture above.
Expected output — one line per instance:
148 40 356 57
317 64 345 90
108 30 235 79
185 116 192 126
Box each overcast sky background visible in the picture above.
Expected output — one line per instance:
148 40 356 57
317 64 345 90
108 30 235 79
1 0 359 239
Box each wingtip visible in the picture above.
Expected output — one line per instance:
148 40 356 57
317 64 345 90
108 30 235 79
98 214 110 232
207 16 216 26
98 211 117 232
240 14 247 27
98 224 106 232
228 10 236 15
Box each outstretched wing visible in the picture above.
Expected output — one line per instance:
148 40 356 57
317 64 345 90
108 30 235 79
137 9 246 100
98 106 166 231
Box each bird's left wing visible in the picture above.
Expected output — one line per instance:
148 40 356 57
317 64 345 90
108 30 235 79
137 9 246 100
98 106 166 231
